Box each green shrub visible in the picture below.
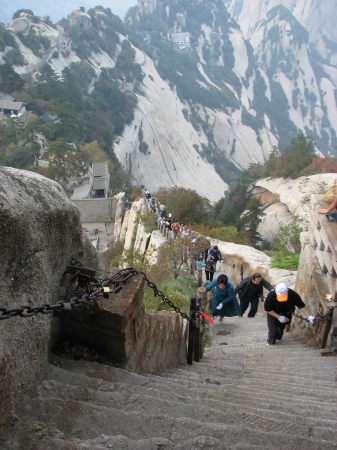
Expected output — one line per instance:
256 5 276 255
270 251 300 270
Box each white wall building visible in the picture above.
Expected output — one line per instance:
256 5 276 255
171 32 191 47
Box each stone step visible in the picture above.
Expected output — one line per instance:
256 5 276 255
16 397 337 449
37 379 337 442
161 366 337 394
0 418 173 450
50 358 337 410
160 374 337 401
45 361 337 422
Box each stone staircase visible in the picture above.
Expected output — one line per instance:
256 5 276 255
2 313 337 449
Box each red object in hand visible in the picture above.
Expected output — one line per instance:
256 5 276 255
201 311 214 324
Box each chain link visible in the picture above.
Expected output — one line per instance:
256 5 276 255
0 267 196 325
293 307 334 324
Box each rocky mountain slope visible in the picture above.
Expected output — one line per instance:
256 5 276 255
224 0 337 63
123 0 337 182
1 2 336 198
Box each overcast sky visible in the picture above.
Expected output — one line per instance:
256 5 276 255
1 1 138 24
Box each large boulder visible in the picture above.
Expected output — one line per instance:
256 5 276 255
0 167 97 426
250 174 337 243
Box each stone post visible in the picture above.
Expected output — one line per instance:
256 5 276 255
197 267 202 287
197 287 207 359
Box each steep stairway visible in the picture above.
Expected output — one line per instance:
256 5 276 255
2 313 337 450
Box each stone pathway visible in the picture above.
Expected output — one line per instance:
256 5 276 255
1 305 337 449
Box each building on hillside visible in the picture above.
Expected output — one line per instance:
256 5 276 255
40 112 57 124
171 32 191 49
71 198 117 231
71 197 118 252
0 100 26 120
138 0 158 15
92 162 110 198
72 162 110 200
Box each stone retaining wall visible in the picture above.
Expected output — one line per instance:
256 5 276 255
58 274 187 373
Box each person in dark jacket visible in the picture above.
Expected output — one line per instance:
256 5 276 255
264 283 315 345
205 274 240 321
199 260 216 282
235 273 274 318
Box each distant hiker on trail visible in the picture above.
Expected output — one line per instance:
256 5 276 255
235 273 274 318
208 245 222 270
165 213 175 230
205 274 240 322
199 260 216 282
144 189 151 201
159 203 166 217
171 222 181 239
200 240 211 262
264 283 315 345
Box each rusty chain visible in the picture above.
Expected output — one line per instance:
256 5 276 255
0 266 197 325
293 306 334 325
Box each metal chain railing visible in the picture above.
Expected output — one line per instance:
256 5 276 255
293 306 334 325
0 265 197 326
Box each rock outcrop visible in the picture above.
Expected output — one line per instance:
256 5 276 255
250 173 337 243
0 167 97 421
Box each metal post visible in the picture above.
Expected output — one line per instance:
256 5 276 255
187 296 196 365
320 306 334 349
194 297 201 362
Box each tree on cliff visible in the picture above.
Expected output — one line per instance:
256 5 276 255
12 9 34 19
0 63 24 94
42 141 86 181
155 188 211 225
240 197 265 248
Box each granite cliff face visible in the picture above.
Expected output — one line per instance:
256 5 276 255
249 173 337 243
224 0 337 64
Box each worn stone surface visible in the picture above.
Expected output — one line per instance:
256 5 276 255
2 313 337 449
0 167 97 427
59 274 187 373
0 352 11 434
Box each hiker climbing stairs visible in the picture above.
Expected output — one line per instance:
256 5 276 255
2 313 337 449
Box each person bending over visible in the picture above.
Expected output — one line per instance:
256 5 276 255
264 283 315 345
206 274 239 322
235 273 273 318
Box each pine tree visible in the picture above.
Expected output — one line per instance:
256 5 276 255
0 63 25 94
240 197 265 248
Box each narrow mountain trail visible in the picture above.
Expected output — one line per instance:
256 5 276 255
2 301 337 449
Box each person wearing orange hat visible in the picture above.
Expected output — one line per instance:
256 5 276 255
264 283 315 345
